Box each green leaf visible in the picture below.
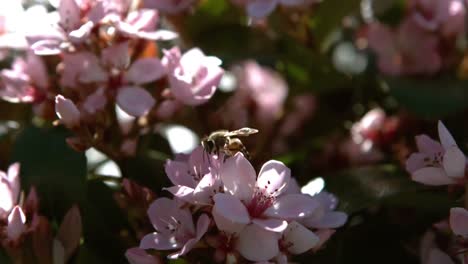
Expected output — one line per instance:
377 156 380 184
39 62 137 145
385 77 468 118
81 180 129 263
324 165 454 214
11 125 86 219
311 0 361 46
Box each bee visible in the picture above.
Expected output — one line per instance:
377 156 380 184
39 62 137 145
201 127 259 161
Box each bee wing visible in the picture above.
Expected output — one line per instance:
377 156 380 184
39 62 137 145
225 127 259 137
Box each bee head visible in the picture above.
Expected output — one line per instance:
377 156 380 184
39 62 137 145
201 139 215 153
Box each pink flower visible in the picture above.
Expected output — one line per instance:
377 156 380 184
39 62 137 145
55 95 81 128
143 0 196 14
420 231 455 264
299 191 348 230
212 153 318 261
351 108 386 145
412 0 465 37
277 221 320 261
164 146 222 205
406 121 466 186
367 19 441 75
125 247 161 264
140 198 210 259
5 206 27 243
0 163 20 219
165 48 224 106
56 205 82 261
0 51 48 103
449 207 468 237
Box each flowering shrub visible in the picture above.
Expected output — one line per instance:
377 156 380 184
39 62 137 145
1 0 468 263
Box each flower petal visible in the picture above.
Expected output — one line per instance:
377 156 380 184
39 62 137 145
252 218 287 232
57 205 82 260
247 0 277 18
164 160 195 187
264 194 319 219
257 160 290 197
301 211 348 229
140 233 181 250
125 58 166 85
406 153 430 173
411 167 454 186
283 221 319 255
7 206 26 241
125 247 160 264
220 153 256 202
443 146 466 179
415 135 443 154
101 42 130 70
213 193 250 226
55 95 80 127
449 207 468 237
59 0 81 31
236 224 279 262
438 121 457 149
117 86 156 117
163 186 194 202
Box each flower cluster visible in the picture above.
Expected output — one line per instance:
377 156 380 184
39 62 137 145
0 163 82 263
126 147 347 262
0 0 224 158
366 0 465 75
406 121 468 263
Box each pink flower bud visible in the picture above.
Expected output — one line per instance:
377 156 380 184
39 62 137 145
55 95 80 128
6 206 26 242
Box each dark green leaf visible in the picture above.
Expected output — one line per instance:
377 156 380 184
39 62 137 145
11 125 86 219
81 180 129 263
385 77 468 118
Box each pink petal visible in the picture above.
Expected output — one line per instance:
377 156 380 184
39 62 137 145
117 86 156 117
449 207 468 237
236 224 279 262
125 58 166 85
438 121 457 149
252 218 287 232
147 198 194 235
257 160 290 197
195 214 210 240
164 160 195 187
137 30 178 41
301 211 348 229
140 233 181 250
283 221 319 255
164 185 194 202
247 0 278 18
82 87 107 114
193 173 222 205
126 9 158 32
30 39 62 55
57 205 82 260
7 163 21 206
101 42 130 70
411 167 455 186
55 95 80 127
311 191 339 211
442 146 466 179
59 0 81 31
25 51 48 89
220 153 256 202
7 206 26 241
313 229 336 251
415 135 443 154
406 153 430 173
264 194 319 219
68 21 94 43
213 194 250 226
426 248 455 264
125 247 161 264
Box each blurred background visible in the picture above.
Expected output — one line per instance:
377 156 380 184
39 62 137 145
1 0 468 263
